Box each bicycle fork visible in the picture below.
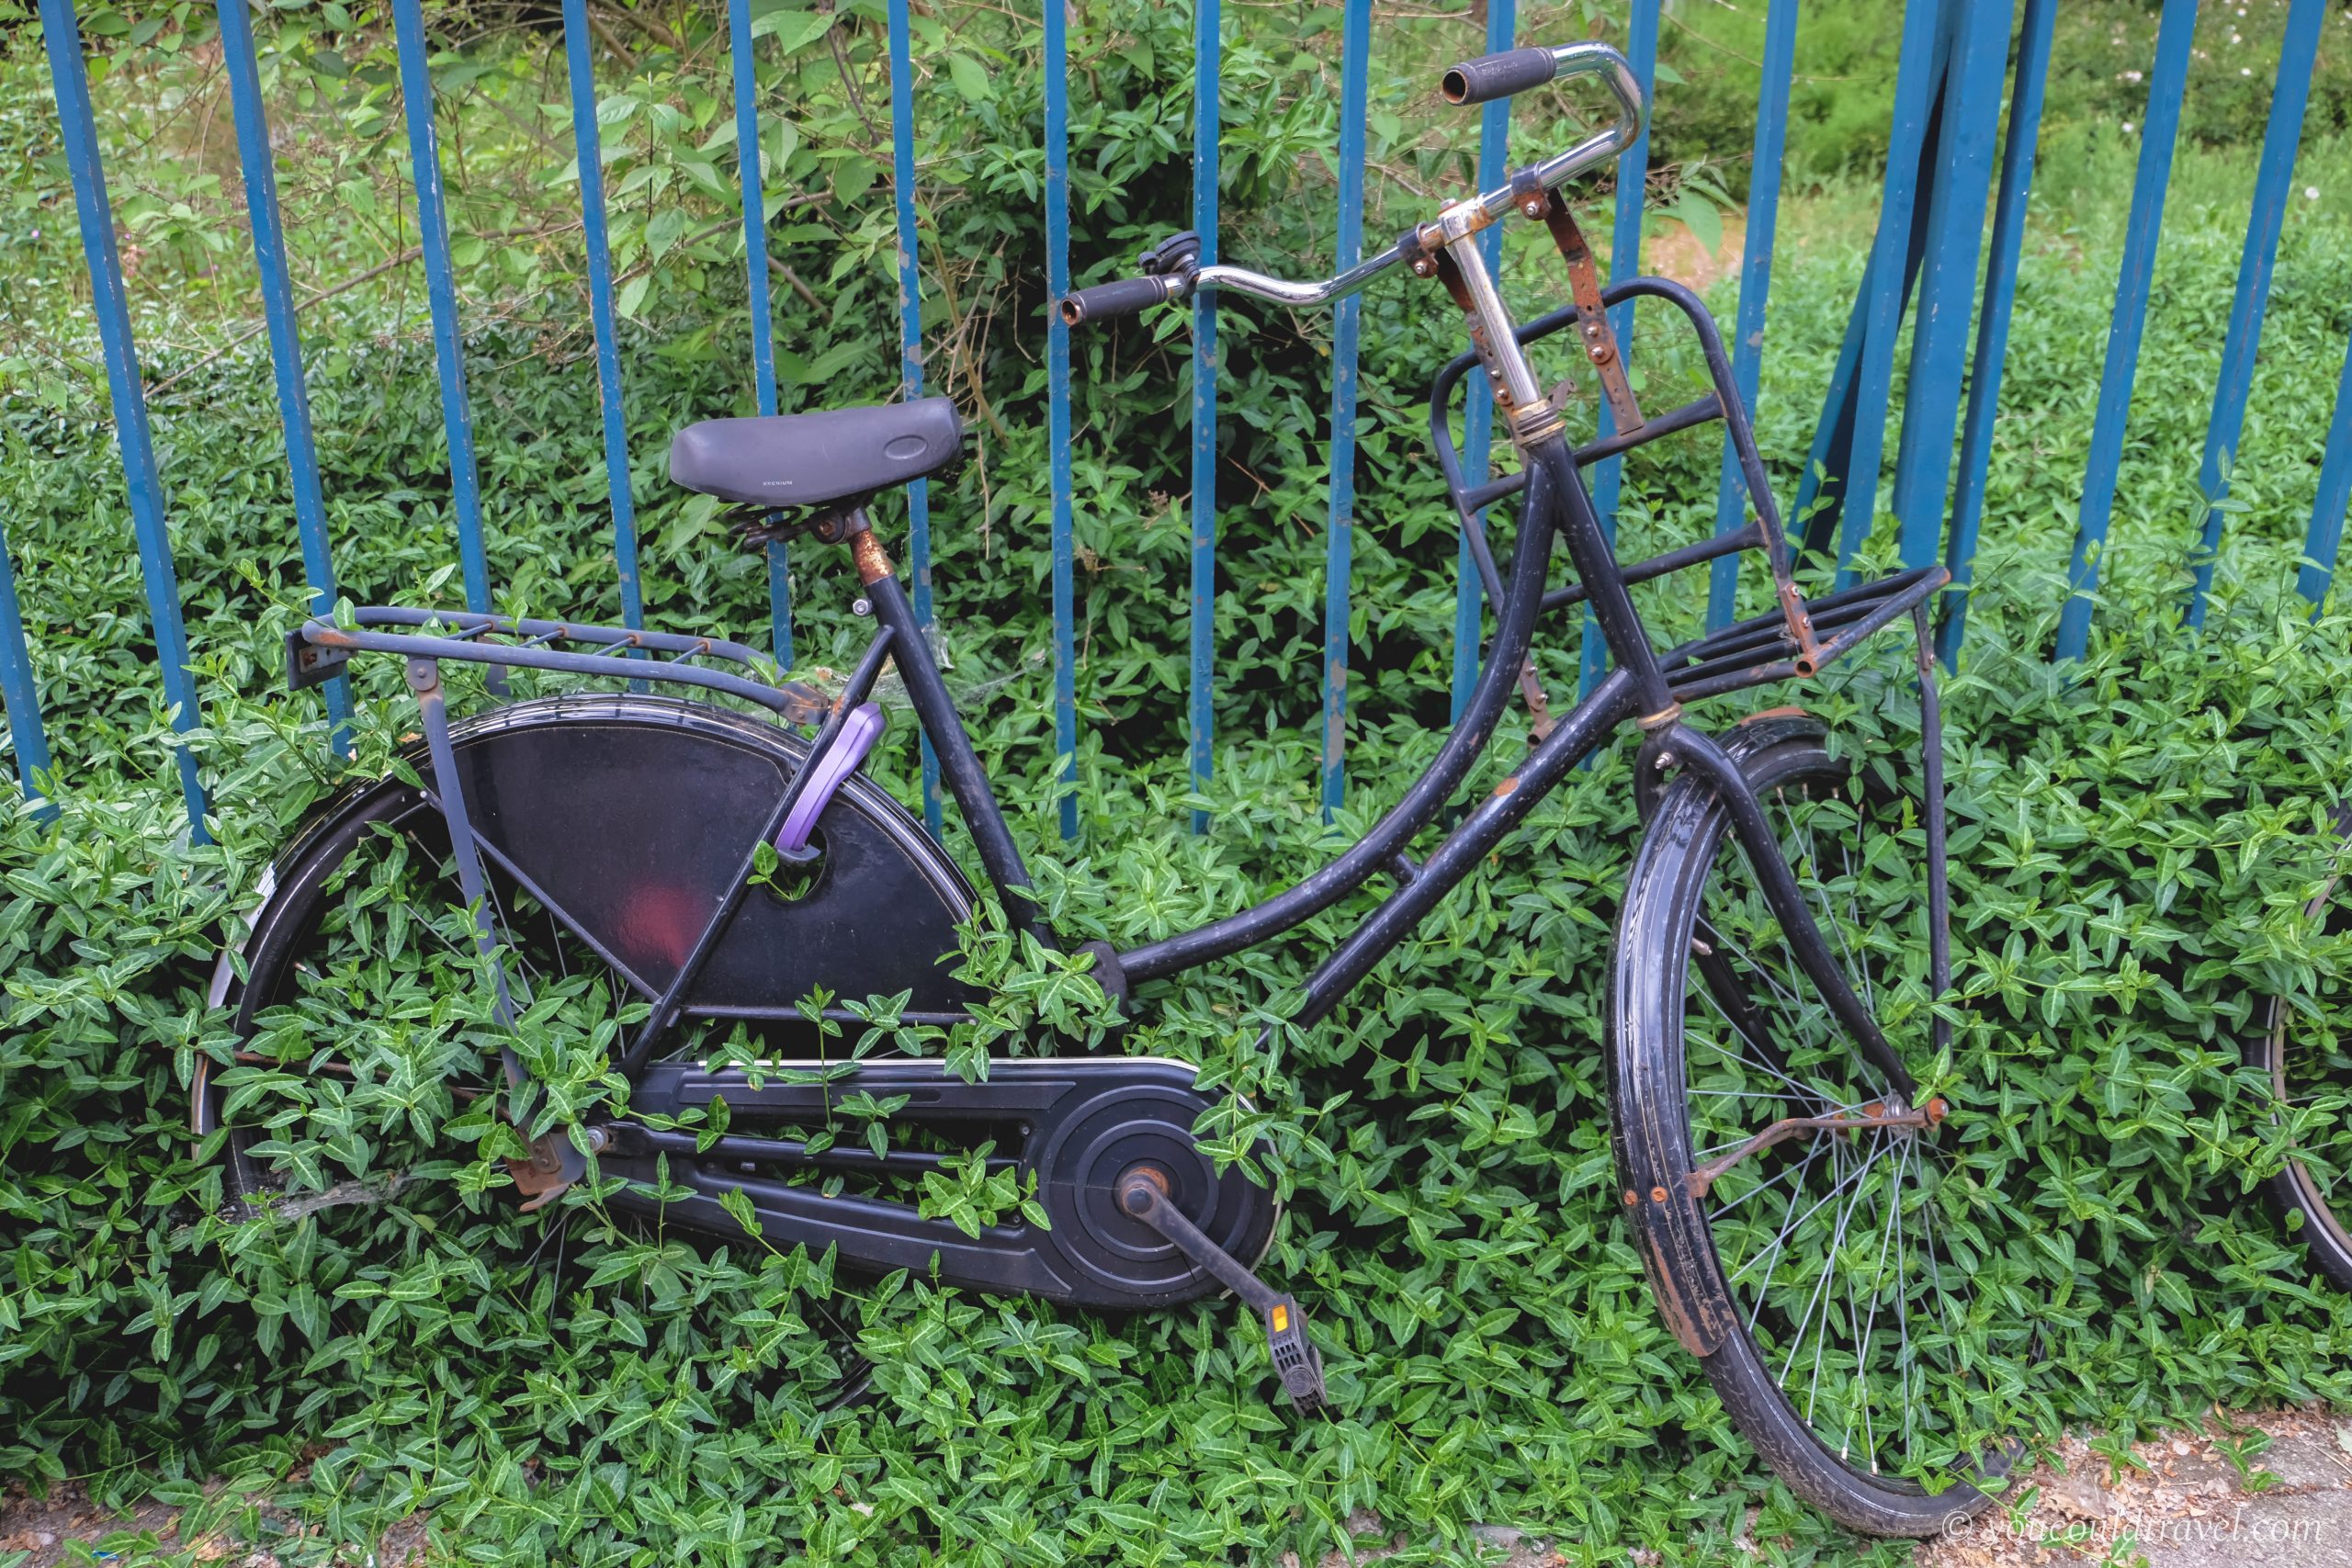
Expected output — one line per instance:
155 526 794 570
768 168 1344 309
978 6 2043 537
1433 209 1937 1103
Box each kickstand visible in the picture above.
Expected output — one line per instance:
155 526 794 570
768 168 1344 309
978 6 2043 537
1116 1168 1329 1414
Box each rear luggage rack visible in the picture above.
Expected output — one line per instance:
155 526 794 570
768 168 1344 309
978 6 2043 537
1664 566 1947 705
287 607 831 724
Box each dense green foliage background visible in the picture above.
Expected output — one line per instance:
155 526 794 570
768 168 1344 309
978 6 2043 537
5 0 2352 1562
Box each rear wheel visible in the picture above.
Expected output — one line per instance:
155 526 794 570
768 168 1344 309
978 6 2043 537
2251 806 2352 1292
1610 729 2015 1536
197 697 978 1209
202 771 889 1405
195 699 983 1409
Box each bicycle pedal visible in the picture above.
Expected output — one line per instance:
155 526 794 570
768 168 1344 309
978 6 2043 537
1260 1292 1329 1414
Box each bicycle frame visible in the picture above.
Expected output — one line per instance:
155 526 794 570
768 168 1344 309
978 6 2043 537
832 250 1942 1083
286 204 1948 1100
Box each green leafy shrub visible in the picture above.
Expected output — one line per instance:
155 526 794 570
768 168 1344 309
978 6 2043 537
3 548 2351 1565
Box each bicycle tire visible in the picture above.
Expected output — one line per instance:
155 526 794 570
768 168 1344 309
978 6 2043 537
1609 727 2013 1536
2251 805 2352 1293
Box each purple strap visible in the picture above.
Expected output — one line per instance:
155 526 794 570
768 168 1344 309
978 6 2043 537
776 702 885 853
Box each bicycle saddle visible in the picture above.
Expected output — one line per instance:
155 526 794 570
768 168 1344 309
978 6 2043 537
668 397 964 509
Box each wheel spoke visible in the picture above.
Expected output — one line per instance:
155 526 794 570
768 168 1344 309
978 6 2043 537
1712 1138 1826 1223
1693 987 1843 1111
1783 1130 1883 1407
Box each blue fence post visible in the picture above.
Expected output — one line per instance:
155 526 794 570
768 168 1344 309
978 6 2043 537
1705 0 1797 634
1319 0 1372 818
1046 0 1078 841
2054 0 2198 663
40 0 208 837
1937 0 2056 668
216 0 350 746
2300 335 2352 610
560 0 644 644
1827 0 1947 585
1888 0 2008 570
728 0 792 665
1188 0 1220 834
2185 0 2324 630
886 0 943 837
390 0 493 620
0 519 54 817
1577 0 1656 700
1450 0 1515 723
1791 196 1933 565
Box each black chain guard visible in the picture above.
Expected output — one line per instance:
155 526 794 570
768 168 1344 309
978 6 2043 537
601 1056 1277 1311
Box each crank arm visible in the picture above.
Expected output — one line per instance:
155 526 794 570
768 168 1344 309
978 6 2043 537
1117 1169 1329 1413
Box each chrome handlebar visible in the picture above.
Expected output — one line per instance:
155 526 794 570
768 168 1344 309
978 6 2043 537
1061 43 1645 324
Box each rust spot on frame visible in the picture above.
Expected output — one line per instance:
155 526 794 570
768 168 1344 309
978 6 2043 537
1493 776 1521 798
852 531 896 585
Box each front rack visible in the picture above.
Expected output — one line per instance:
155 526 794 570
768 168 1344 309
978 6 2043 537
1425 274 1938 704
1663 565 1944 704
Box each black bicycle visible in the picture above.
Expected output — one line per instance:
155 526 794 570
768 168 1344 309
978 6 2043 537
195 43 2015 1536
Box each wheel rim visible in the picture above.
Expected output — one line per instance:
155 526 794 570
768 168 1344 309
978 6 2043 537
1677 753 2005 1494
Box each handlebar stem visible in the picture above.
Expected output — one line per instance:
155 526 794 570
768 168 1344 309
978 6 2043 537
1440 235 1556 448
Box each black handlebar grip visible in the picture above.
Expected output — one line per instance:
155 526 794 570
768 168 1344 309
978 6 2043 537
1441 46 1558 107
1057 275 1185 325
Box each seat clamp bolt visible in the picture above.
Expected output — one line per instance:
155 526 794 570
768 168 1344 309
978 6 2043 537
853 597 873 617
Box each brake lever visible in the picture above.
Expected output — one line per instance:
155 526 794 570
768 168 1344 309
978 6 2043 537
1138 230 1203 278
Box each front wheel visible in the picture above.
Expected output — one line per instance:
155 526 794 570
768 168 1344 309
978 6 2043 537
2251 806 2352 1292
1608 724 2016 1536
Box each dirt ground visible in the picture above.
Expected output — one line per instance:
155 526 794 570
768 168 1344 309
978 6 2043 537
1918 1408 2352 1568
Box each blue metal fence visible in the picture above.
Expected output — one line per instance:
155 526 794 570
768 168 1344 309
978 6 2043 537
15 0 2352 845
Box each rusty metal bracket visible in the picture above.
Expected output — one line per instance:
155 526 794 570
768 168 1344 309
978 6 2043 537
1530 189 1645 437
1774 577 1827 676
1684 1099 1947 1200
508 1134 574 1213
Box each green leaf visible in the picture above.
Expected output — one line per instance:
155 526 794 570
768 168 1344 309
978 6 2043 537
946 54 991 104
1674 190 1722 257
752 9 833 53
